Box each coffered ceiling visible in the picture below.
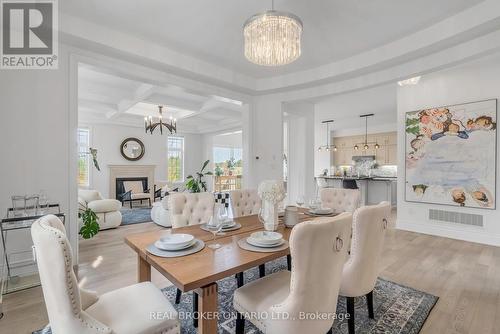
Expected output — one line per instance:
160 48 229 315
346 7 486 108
78 64 243 134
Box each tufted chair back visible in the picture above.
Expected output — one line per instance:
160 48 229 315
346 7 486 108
229 189 261 217
340 201 391 297
31 215 112 334
168 192 215 228
320 188 361 213
267 213 352 333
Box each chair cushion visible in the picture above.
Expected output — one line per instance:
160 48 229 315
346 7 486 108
78 189 103 203
131 193 150 200
123 181 144 194
233 270 291 332
86 282 179 334
87 199 121 213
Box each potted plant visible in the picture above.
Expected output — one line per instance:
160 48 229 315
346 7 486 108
214 165 223 177
226 157 235 176
78 206 100 239
185 160 213 193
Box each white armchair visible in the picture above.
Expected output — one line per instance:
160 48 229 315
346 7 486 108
229 189 261 217
31 215 179 334
233 213 352 334
320 188 361 213
167 192 214 228
78 190 122 230
339 201 391 334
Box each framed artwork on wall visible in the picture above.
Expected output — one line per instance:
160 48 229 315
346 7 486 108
405 99 497 209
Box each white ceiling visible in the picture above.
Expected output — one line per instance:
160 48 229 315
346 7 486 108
78 64 243 134
60 0 484 79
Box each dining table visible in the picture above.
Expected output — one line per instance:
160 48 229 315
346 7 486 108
124 208 325 334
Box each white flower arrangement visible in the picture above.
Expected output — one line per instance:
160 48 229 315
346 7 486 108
257 180 286 203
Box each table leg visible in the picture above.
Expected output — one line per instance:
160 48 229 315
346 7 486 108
196 283 218 334
137 254 151 282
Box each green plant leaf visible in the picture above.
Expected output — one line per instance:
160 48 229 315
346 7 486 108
200 160 210 172
79 208 100 239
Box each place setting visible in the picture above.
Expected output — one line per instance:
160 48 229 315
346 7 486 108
303 198 338 217
238 208 289 253
146 233 205 258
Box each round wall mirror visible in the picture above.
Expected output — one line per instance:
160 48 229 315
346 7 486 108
120 138 145 161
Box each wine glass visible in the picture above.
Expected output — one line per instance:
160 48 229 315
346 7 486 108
207 215 223 249
296 195 305 207
308 198 320 212
38 190 49 214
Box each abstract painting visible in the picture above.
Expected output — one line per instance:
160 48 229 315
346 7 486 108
405 99 497 209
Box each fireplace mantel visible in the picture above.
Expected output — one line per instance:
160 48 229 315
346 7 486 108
108 165 156 201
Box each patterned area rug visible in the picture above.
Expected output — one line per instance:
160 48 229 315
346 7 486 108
33 258 437 334
120 207 152 225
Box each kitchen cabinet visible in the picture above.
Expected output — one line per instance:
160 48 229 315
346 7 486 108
331 132 397 166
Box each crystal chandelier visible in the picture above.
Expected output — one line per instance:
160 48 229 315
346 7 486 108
243 0 303 66
144 106 177 135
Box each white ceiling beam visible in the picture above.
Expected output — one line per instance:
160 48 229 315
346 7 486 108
106 83 156 119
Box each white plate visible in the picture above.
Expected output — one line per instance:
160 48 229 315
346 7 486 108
158 233 194 248
249 231 283 245
247 237 285 248
155 239 196 251
222 220 236 229
310 208 334 215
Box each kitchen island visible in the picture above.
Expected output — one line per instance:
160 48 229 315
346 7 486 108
316 175 397 207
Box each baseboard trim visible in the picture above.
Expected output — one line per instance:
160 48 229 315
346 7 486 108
396 219 500 246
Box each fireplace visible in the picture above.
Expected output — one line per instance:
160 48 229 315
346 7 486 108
115 177 148 200
108 165 156 201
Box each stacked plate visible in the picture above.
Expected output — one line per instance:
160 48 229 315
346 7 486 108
221 219 236 229
154 233 196 251
307 208 335 216
247 231 285 248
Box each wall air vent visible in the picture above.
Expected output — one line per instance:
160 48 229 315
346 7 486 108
429 209 483 227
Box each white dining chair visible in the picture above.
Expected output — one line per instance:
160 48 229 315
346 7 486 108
320 188 361 213
167 192 214 228
167 192 215 327
233 213 352 334
229 189 261 217
339 201 391 334
31 215 179 334
229 189 270 282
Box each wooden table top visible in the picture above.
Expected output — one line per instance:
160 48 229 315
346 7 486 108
125 209 320 291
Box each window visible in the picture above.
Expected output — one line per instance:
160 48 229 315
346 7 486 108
167 136 184 183
213 146 243 192
78 128 90 187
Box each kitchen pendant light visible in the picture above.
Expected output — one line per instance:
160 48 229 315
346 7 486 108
354 114 375 150
318 120 334 152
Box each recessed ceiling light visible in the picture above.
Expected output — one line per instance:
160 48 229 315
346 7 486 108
398 76 421 86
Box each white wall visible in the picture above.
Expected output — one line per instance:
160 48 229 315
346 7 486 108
0 45 75 274
284 103 316 203
80 122 204 196
397 52 500 246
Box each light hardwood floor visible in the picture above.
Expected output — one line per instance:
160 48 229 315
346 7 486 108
1 217 500 334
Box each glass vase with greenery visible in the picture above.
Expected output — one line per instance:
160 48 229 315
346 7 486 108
185 160 213 193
